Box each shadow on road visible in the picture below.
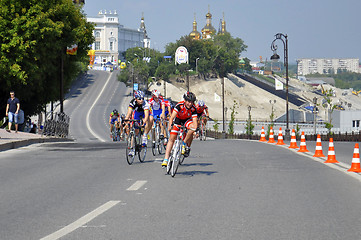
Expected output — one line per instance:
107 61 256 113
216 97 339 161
177 170 217 176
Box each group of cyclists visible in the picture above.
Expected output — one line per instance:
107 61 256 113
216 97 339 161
109 89 209 167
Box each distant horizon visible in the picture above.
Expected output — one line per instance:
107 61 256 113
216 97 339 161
83 0 361 63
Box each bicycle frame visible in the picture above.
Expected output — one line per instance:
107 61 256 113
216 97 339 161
167 125 186 177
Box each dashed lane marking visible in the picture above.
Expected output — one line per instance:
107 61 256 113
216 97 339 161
127 180 147 191
40 200 120 240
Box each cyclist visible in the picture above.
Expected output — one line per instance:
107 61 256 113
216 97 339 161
109 109 120 139
149 89 166 140
162 98 173 143
196 100 210 137
119 114 126 140
162 92 198 167
125 90 150 156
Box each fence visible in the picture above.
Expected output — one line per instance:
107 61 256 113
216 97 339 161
42 112 70 138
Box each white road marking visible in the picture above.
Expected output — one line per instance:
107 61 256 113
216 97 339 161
86 72 113 142
127 180 147 191
40 200 120 240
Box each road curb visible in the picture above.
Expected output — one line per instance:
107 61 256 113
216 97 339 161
0 137 74 152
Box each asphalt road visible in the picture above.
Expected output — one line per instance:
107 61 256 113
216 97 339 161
1 70 361 240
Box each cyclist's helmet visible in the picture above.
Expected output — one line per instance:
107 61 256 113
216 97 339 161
152 89 160 98
134 90 144 99
198 100 205 107
121 114 125 119
183 91 196 103
113 109 119 115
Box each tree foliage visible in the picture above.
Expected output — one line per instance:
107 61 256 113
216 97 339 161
0 0 94 119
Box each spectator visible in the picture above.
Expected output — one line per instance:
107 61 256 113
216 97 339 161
5 91 20 133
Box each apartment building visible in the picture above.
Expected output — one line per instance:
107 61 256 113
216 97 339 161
87 10 149 64
297 58 360 75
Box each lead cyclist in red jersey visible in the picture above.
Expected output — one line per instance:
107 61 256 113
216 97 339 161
162 92 197 167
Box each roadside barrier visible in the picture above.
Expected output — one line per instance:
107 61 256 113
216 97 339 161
324 138 339 163
268 127 275 143
348 143 361 172
289 129 298 149
313 134 325 157
276 127 285 145
259 126 266 142
298 131 309 152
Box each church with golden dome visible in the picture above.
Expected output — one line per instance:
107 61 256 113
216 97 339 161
189 7 226 40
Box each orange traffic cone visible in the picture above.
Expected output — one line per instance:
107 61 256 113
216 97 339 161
259 126 267 142
348 143 361 172
298 131 309 152
288 129 298 149
276 127 285 145
313 134 325 157
268 127 275 143
324 138 339 163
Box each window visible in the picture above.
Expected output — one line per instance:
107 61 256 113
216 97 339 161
95 31 100 38
110 42 113 51
95 41 100 50
352 120 360 128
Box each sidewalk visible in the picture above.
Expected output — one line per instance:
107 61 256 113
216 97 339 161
0 129 71 151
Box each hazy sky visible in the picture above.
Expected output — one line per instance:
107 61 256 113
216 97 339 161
83 0 361 63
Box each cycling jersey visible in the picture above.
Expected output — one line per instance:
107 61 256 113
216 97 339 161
173 100 197 125
163 99 171 116
149 97 164 117
129 98 149 120
195 104 208 117
110 112 119 124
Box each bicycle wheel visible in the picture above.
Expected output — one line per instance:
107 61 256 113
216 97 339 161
151 128 157 156
201 123 206 141
138 133 147 162
126 132 135 165
157 125 164 155
166 148 174 174
171 142 181 177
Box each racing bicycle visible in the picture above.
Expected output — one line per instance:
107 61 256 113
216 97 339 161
199 116 207 141
151 116 165 156
166 125 186 177
125 119 147 165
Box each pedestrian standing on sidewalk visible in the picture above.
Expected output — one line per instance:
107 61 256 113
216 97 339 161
5 91 20 133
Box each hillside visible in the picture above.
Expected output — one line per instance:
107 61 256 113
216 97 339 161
148 74 361 122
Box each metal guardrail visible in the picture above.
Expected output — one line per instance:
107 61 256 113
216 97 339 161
42 112 70 138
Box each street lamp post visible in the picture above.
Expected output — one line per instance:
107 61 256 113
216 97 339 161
271 33 289 140
222 76 226 139
248 105 252 139
196 57 200 73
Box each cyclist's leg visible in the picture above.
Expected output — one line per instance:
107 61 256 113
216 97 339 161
162 124 178 166
183 120 196 157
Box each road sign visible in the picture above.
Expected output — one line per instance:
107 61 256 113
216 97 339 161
175 46 188 65
134 83 138 91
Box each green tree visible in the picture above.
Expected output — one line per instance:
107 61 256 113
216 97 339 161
0 0 94 119
228 100 238 135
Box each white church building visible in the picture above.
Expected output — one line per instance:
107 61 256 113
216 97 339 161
87 10 150 65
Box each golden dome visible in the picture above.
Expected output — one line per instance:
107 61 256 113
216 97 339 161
189 14 201 40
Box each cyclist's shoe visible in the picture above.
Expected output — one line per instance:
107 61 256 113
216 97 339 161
161 159 168 167
142 135 147 147
164 138 168 144
184 146 191 157
160 134 164 140
181 145 186 155
128 149 135 157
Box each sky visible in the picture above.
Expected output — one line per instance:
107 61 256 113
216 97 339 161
83 0 361 64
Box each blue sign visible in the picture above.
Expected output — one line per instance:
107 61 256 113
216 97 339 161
134 83 138 91
164 56 172 59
